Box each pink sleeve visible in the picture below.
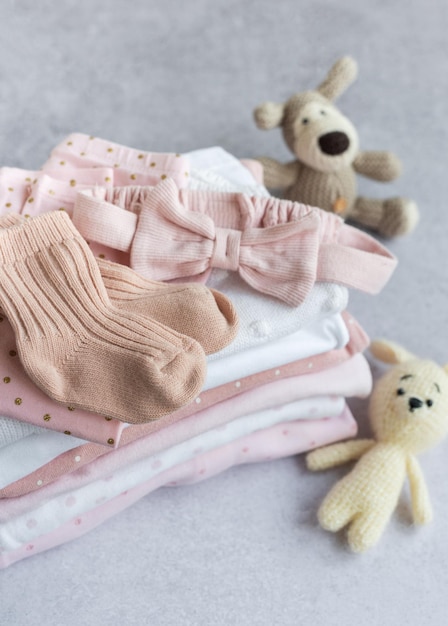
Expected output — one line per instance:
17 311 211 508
240 159 265 184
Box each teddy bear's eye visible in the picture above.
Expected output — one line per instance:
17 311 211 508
396 388 405 396
302 118 309 125
426 399 433 407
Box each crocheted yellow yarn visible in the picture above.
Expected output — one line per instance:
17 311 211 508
306 339 448 552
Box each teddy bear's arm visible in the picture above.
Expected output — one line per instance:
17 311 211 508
306 439 375 471
353 151 402 182
406 455 433 525
255 157 300 190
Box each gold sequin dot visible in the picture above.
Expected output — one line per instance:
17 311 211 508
64 430 71 436
150 162 156 167
67 141 73 146
14 398 22 405
33 178 37 184
130 174 136 180
27 197 34 203
161 174 167 180
107 438 115 445
5 203 11 208
175 153 180 157
67 406 75 411
105 177 111 182
3 377 10 383
7 187 14 192
114 163 119 168
138 154 144 159
25 177 31 182
69 179 76 187
89 136 95 140
107 147 113 153
98 254 105 259
43 414 51 422
60 161 65 166
48 189 55 195
58 207 66 211
185 172 189 177
80 152 85 156
9 350 17 357
24 214 30 218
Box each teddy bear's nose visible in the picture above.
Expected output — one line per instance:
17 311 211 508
318 131 350 156
409 397 424 411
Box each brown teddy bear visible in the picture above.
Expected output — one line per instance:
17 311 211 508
253 57 418 238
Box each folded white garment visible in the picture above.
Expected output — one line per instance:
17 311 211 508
203 311 348 390
0 394 345 551
0 430 88 490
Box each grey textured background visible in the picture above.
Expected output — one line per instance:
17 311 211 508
1 1 448 624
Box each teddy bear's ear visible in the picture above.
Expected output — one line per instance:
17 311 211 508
316 56 358 101
253 102 286 130
370 339 416 364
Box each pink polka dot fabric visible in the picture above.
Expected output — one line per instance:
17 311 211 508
0 405 356 569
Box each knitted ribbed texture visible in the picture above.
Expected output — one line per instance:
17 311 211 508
0 213 238 355
253 57 419 238
72 179 397 302
96 258 238 355
306 339 448 552
0 212 206 423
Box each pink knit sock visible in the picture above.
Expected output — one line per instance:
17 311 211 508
0 212 206 423
0 214 238 355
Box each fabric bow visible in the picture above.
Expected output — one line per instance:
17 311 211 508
130 179 322 307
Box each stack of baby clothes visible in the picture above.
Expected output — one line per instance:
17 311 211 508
0 135 396 567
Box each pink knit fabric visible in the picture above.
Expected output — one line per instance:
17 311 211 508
0 405 356 568
72 179 397 302
0 345 370 498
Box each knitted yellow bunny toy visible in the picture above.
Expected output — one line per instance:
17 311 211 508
254 57 419 238
306 339 448 552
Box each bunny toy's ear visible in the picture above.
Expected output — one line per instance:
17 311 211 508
253 102 286 130
316 56 358 101
370 339 417 365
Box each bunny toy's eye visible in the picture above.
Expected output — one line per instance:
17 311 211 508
397 388 405 396
426 399 433 407
302 118 309 125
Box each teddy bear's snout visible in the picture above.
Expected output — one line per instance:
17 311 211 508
409 397 424 411
318 131 350 156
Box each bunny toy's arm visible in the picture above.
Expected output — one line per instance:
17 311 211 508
353 151 402 182
256 158 301 190
306 439 375 471
406 455 433 525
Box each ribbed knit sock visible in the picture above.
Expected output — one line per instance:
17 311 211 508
0 214 238 355
0 212 206 423
96 258 238 355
